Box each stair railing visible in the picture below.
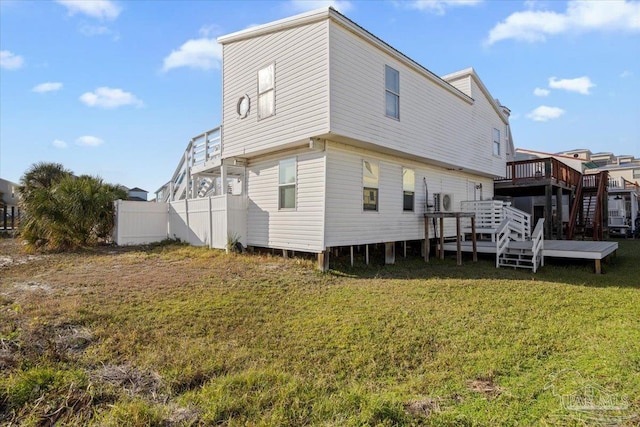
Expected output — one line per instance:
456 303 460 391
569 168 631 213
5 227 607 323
495 218 511 268
530 218 545 273
504 206 531 241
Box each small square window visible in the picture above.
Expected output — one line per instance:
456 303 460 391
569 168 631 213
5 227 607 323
493 128 501 156
363 160 379 211
385 65 399 120
403 168 414 211
258 64 275 119
279 158 296 209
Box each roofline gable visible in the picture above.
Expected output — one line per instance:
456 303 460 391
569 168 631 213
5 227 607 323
218 7 484 107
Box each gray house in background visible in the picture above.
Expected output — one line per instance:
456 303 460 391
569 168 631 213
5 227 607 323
0 178 20 230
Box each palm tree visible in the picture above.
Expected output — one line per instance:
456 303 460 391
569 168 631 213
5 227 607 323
19 163 127 251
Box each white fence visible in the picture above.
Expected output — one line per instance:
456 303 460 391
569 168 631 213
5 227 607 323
115 195 247 249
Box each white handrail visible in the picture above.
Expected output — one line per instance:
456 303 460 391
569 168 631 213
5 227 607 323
504 205 531 241
495 218 510 268
530 218 545 273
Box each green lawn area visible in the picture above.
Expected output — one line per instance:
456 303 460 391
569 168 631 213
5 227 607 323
1 238 639 426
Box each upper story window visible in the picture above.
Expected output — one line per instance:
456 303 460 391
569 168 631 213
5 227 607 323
363 160 379 211
493 128 501 156
385 65 399 120
279 157 296 209
258 63 275 119
634 169 640 179
403 168 415 212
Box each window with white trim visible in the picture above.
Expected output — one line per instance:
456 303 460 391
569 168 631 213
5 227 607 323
258 63 275 119
493 128 501 156
403 168 415 211
385 65 399 120
363 160 379 211
634 169 640 179
279 158 296 209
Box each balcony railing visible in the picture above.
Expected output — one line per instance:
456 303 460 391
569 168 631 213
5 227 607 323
495 158 582 188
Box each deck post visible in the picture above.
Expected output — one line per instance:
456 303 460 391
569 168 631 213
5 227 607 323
350 246 354 266
471 215 478 262
2 204 6 230
545 184 553 239
456 214 462 266
594 259 602 274
317 250 330 272
403 241 407 258
385 242 395 265
365 245 369 265
424 216 430 262
439 217 445 260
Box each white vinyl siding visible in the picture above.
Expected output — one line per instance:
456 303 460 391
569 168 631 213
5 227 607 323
329 22 507 178
247 150 326 252
222 20 330 158
324 142 494 247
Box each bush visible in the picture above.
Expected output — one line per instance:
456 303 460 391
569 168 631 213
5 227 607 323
19 162 126 251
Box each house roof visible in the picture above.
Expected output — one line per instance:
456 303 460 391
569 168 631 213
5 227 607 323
218 7 509 125
128 187 148 193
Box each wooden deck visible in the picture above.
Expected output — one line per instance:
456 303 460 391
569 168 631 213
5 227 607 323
441 240 618 273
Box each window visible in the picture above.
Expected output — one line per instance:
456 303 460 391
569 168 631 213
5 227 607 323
634 169 640 179
385 65 399 120
279 158 296 209
403 168 414 211
258 63 275 119
493 128 500 156
363 160 379 211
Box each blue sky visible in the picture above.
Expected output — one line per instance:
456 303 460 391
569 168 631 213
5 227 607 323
1 0 639 196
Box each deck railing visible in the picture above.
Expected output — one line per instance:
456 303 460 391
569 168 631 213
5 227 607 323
496 158 581 188
156 127 222 202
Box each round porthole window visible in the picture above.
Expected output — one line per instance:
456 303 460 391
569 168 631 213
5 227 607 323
237 94 250 118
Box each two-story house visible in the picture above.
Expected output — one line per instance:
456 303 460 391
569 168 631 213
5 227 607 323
132 7 513 269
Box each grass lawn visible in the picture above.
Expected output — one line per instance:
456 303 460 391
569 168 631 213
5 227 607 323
0 238 638 426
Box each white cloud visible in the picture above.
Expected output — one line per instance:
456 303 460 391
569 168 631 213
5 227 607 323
620 70 633 78
486 0 640 44
162 38 222 72
76 136 104 147
52 139 68 149
288 0 353 13
55 0 121 20
527 105 566 122
79 87 144 108
548 76 595 95
405 0 482 15
0 50 24 70
533 87 550 97
32 82 63 93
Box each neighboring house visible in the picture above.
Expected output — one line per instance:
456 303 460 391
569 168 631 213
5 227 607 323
127 187 148 202
495 148 586 239
558 149 640 236
0 178 20 230
134 7 514 267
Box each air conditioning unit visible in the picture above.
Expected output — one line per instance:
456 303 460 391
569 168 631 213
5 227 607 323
434 193 454 212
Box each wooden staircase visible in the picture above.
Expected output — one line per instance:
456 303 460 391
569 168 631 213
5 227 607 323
566 171 609 241
496 217 545 273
